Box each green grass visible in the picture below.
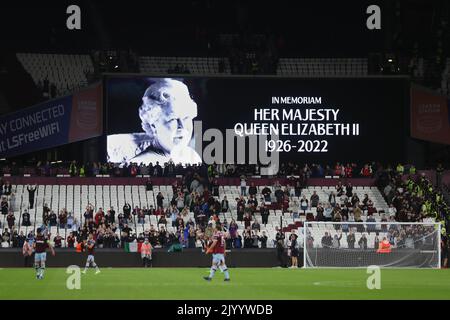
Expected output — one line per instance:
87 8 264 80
0 268 449 300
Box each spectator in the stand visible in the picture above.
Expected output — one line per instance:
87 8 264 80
300 195 309 214
251 230 259 248
228 219 238 245
261 186 272 203
221 196 229 213
259 231 268 248
358 234 368 249
156 192 164 210
83 205 94 221
310 191 319 208
3 181 12 196
69 161 78 177
336 181 344 196
287 183 296 198
109 206 116 223
1 196 8 216
188 227 196 248
345 183 353 198
321 232 332 248
396 163 404 175
248 194 258 209
27 184 37 209
367 198 376 215
328 191 337 208
324 203 333 221
332 232 342 248
345 164 353 178
248 182 257 197
374 235 380 250
388 204 397 217
67 232 75 248
9 192 16 213
21 209 31 226
347 230 356 249
58 210 67 228
333 208 342 224
123 202 131 221
53 233 63 248
2 228 10 245
7 211 15 229
366 214 376 233
334 163 344 177
251 220 261 232
175 192 184 211
260 204 269 225
236 204 245 222
138 209 147 224
240 176 247 196
353 205 362 221
243 229 252 248
360 164 372 177
145 178 153 191
95 208 105 225
316 203 325 221
243 212 252 229
341 216 349 232
361 194 370 209
351 193 360 207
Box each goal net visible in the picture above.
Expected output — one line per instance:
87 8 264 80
303 222 441 268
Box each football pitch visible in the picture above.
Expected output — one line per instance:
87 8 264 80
0 268 449 300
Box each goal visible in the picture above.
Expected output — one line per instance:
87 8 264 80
303 221 441 268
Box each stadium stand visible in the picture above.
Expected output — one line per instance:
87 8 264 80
1 164 447 251
276 58 368 76
139 56 231 75
16 53 95 97
0 182 390 248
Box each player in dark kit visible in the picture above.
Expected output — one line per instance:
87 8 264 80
33 228 55 280
82 233 100 274
203 224 230 281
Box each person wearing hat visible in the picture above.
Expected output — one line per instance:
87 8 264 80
141 238 153 267
107 78 201 165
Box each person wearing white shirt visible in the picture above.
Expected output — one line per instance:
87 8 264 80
324 204 333 221
388 204 397 217
300 195 309 214
240 176 247 196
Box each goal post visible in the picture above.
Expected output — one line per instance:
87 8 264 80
303 221 441 268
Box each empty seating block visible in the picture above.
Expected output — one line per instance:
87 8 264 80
16 53 95 96
138 56 231 75
276 58 368 76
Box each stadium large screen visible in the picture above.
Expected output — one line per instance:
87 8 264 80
106 76 408 169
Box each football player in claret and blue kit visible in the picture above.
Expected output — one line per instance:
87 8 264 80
82 233 101 274
203 224 230 282
33 228 55 280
